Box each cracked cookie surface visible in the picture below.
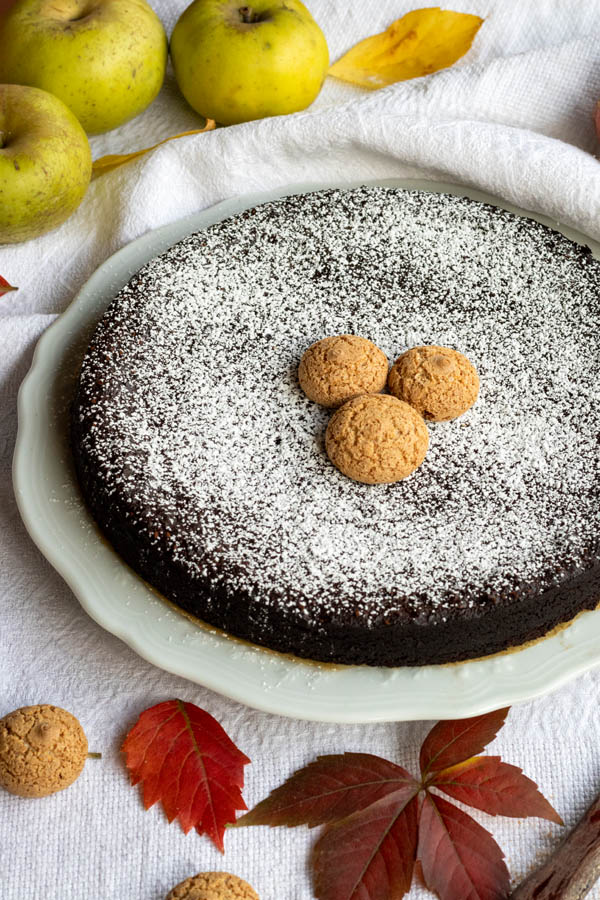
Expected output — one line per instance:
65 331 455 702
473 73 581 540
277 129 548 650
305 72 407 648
325 394 429 484
298 334 388 407
388 345 479 421
166 871 259 900
0 705 87 798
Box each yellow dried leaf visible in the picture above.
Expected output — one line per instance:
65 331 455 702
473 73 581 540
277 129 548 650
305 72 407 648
92 121 216 178
328 7 483 90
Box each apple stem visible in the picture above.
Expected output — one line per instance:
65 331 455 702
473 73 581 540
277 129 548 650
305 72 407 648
238 6 255 23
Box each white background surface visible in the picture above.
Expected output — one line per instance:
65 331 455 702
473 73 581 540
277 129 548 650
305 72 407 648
3 1 600 898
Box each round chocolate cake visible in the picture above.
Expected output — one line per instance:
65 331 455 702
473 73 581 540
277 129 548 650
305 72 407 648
71 187 600 666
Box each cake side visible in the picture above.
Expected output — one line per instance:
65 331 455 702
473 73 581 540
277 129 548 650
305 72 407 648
68 433 600 665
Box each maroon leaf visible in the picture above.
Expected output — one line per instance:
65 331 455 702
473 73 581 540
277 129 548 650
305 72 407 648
0 276 17 297
231 708 559 900
418 793 510 900
314 787 420 900
420 708 509 778
433 756 563 824
122 699 250 852
237 753 417 829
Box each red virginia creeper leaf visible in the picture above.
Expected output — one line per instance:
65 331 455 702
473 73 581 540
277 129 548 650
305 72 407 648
236 753 418 829
433 756 563 824
122 699 250 852
0 276 17 297
231 709 557 900
420 708 509 778
314 787 420 900
418 793 510 900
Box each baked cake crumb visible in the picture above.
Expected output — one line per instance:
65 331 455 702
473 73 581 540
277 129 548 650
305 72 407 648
298 334 388 407
388 345 479 421
326 394 429 484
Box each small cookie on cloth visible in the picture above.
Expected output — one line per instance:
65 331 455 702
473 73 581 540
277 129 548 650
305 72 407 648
388 345 479 421
0 704 88 798
325 394 429 484
166 872 259 900
298 334 388 407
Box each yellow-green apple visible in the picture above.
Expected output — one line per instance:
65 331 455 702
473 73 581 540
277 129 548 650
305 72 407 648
0 84 92 244
0 0 167 134
170 0 329 125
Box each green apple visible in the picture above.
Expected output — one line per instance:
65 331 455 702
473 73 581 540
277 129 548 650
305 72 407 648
170 0 329 125
0 84 92 244
0 0 168 135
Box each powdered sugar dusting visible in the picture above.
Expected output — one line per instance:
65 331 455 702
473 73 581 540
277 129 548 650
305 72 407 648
74 187 600 628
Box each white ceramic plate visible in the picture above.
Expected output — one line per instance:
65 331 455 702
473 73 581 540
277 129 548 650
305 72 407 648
13 179 600 723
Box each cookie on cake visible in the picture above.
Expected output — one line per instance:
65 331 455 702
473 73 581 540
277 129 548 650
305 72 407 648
326 394 429 484
388 345 479 421
298 334 388 407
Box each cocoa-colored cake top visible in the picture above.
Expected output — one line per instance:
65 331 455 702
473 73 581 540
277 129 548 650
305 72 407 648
73 187 600 627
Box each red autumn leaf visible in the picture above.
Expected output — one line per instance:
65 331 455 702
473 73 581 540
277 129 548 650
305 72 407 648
0 275 17 297
313 787 420 900
122 699 250 852
418 792 510 900
236 753 418 829
420 708 509 778
238 706 561 900
433 756 563 824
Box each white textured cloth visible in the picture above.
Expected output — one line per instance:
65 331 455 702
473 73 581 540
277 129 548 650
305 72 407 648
2 1 600 898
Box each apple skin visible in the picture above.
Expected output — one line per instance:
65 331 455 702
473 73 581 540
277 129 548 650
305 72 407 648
0 0 168 135
0 84 92 244
170 0 329 125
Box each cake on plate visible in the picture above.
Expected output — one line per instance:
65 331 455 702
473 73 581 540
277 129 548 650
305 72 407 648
71 187 600 666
